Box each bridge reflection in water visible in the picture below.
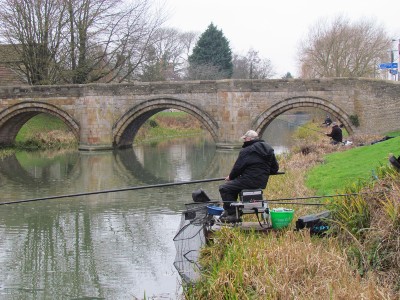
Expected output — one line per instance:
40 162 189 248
0 136 242 299
0 115 308 299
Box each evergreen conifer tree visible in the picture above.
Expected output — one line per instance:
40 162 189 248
188 23 233 79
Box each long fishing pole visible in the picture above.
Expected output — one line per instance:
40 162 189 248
0 177 226 206
216 190 385 207
2 172 286 206
265 190 384 202
260 190 385 206
270 202 325 206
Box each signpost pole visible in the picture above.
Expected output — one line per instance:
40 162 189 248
398 39 400 81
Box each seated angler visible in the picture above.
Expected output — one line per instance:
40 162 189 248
326 122 343 145
323 114 332 126
219 130 279 222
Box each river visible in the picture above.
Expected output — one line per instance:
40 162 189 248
0 114 312 299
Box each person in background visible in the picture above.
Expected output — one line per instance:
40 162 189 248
326 122 343 144
323 115 332 126
219 130 279 222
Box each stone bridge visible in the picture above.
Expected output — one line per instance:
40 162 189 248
0 78 399 150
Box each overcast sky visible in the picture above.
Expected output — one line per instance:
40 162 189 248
164 0 400 78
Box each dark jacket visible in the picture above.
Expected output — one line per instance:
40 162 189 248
229 139 279 189
327 125 343 143
323 117 332 126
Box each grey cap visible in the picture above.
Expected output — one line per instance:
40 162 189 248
241 130 259 140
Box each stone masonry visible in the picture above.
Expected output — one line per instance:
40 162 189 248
0 78 399 150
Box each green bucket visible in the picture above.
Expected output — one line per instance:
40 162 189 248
270 208 294 229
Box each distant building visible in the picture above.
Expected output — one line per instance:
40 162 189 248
0 44 28 86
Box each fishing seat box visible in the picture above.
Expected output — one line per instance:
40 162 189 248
239 189 265 213
240 189 263 202
296 210 330 235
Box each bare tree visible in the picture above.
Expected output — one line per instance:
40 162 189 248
0 0 167 84
232 49 275 79
179 31 198 62
0 0 67 85
64 0 167 83
298 15 391 78
139 28 198 81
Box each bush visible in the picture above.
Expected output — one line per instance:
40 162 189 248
148 119 158 128
15 130 77 149
349 115 360 127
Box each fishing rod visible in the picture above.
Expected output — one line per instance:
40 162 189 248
1 172 286 206
270 202 325 206
215 190 385 207
265 190 384 202
0 177 226 206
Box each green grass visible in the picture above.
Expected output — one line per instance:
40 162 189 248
383 130 400 137
150 110 190 119
135 111 204 143
306 136 400 195
16 114 69 141
139 127 201 140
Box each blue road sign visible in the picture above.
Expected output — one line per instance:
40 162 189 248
389 69 398 75
379 62 398 69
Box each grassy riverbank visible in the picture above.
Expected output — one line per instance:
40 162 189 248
19 111 203 146
0 114 75 157
0 111 204 157
184 131 400 299
134 111 205 143
14 114 77 149
307 136 400 195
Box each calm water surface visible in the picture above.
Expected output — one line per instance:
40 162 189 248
0 116 309 299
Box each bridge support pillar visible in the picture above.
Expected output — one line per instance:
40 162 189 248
76 96 117 151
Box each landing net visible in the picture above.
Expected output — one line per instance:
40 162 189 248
173 202 216 284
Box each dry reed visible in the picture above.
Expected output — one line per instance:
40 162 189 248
187 228 393 299
17 130 77 149
184 131 400 299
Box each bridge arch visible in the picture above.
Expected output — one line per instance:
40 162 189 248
0 151 81 184
253 96 355 135
113 97 219 148
0 101 80 146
